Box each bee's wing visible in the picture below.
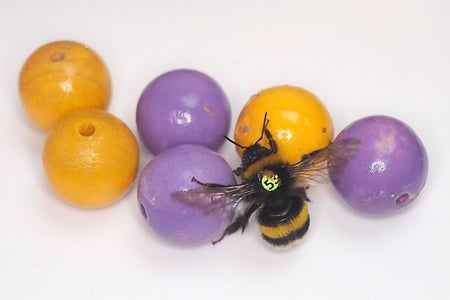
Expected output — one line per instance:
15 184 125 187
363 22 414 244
290 147 330 188
173 183 257 217
291 138 360 188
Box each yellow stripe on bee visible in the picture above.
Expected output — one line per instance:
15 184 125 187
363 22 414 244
259 203 309 239
243 154 285 181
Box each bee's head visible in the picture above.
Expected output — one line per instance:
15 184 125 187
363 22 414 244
241 144 272 171
226 112 275 175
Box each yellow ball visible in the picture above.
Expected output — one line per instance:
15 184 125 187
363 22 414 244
42 109 139 208
234 85 334 164
19 40 111 131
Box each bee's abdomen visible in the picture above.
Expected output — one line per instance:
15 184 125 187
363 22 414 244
258 196 310 247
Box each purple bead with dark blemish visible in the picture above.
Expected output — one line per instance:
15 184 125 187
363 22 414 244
329 115 428 216
136 69 231 155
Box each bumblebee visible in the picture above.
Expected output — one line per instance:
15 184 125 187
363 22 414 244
175 113 358 247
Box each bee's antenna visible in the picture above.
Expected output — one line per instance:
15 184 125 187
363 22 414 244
254 112 269 145
226 112 269 148
224 136 246 149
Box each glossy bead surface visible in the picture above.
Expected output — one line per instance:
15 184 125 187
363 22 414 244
234 85 334 164
136 69 231 155
329 115 428 215
19 40 111 131
137 144 235 246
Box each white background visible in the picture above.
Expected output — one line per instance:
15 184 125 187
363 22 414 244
1 0 449 299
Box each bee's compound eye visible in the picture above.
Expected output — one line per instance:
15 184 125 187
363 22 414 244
261 174 280 191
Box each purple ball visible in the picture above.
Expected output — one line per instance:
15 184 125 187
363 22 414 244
137 144 236 246
329 115 428 216
136 69 231 155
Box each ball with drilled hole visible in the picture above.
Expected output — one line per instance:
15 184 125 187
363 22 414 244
19 40 111 131
43 109 139 208
136 69 231 155
329 115 428 215
138 144 236 246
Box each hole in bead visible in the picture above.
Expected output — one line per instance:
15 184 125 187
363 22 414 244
396 193 412 205
50 51 65 62
139 203 148 220
79 122 95 136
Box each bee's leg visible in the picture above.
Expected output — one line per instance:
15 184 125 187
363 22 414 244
191 177 225 188
212 202 261 245
212 222 242 245
239 202 260 232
